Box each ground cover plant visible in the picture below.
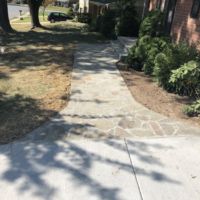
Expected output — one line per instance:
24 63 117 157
127 10 200 117
139 9 164 38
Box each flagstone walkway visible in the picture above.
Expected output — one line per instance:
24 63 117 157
24 43 200 142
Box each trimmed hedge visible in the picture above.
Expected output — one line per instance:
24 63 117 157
127 36 168 75
127 8 200 117
154 43 199 90
139 10 164 38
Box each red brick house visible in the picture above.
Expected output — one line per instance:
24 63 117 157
147 0 200 47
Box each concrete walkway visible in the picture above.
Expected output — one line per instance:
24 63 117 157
0 137 200 200
24 43 200 140
0 43 200 199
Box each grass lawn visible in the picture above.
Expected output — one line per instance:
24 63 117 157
13 6 72 23
45 5 71 12
0 21 104 144
13 11 49 23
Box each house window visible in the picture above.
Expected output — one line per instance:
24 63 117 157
191 0 200 18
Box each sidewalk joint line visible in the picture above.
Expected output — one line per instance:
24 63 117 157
124 138 144 200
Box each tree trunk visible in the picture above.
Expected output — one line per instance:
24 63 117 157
0 0 12 32
28 0 42 29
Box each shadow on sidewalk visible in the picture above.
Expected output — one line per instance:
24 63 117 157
0 137 180 200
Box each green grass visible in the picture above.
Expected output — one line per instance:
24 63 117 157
13 11 49 23
12 5 73 23
45 5 70 13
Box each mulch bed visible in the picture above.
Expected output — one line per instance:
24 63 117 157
117 63 200 127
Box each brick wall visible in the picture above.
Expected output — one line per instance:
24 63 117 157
171 0 200 47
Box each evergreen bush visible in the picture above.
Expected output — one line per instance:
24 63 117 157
139 10 164 38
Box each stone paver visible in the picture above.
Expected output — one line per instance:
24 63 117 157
23 43 199 141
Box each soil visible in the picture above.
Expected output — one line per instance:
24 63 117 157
117 63 200 127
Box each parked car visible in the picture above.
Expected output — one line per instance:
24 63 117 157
48 12 72 23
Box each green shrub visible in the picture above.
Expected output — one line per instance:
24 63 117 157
126 45 141 70
169 61 200 97
115 2 140 37
143 37 168 75
66 7 74 19
126 45 142 70
139 10 164 38
99 9 117 39
127 36 168 74
153 42 199 90
171 43 199 67
89 15 104 32
77 13 91 23
154 52 173 89
127 35 151 71
184 99 200 117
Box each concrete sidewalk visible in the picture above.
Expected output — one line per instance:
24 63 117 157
127 136 200 200
0 137 200 199
0 43 200 199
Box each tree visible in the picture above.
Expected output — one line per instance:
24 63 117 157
0 0 12 32
28 0 44 28
28 0 56 29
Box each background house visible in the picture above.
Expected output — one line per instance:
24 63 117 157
54 0 69 7
79 0 89 13
79 0 147 20
79 0 118 16
147 0 200 46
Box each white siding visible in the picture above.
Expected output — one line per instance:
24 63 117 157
79 0 89 13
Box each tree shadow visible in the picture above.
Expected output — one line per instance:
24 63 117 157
1 47 73 72
106 139 180 184
0 23 183 199
0 92 57 144
1 24 107 74
0 135 181 200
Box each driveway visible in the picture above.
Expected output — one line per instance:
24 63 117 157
8 5 29 19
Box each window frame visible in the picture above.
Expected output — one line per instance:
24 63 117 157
190 0 200 19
